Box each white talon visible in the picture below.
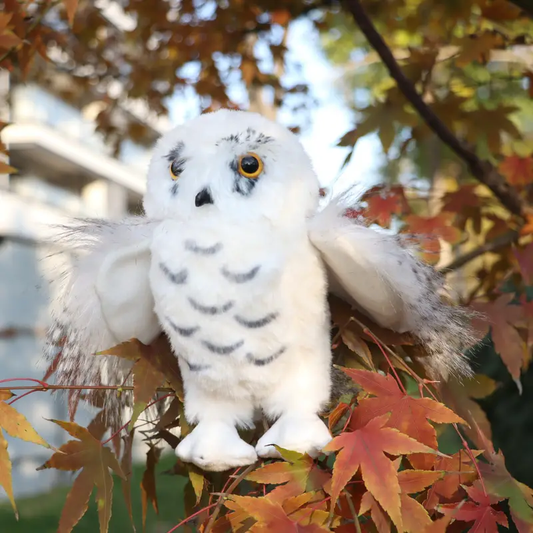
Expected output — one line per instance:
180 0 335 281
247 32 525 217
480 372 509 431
255 414 332 459
176 421 258 472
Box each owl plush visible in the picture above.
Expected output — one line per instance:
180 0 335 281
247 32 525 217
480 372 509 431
46 109 473 472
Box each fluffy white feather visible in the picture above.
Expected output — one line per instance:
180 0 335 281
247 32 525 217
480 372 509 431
308 200 474 379
45 109 473 471
46 218 160 393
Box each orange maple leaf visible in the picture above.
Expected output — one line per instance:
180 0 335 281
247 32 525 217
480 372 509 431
359 470 444 533
227 495 333 532
38 420 125 533
346 369 465 469
471 294 525 385
499 155 533 186
324 413 435 531
405 213 462 244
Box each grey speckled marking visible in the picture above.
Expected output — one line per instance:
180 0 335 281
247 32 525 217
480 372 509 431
221 264 260 283
180 356 210 371
160 263 187 284
235 312 278 329
247 346 286 366
170 182 179 196
166 317 199 337
188 297 234 315
185 239 223 255
201 339 244 355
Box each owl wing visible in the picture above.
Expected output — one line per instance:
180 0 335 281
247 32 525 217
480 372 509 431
45 218 161 391
307 200 474 379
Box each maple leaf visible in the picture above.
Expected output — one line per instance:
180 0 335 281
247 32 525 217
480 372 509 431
100 335 183 426
440 374 496 446
227 495 333 533
324 413 435 531
514 242 533 285
499 155 533 186
442 185 485 213
141 446 162 529
120 431 136 532
360 469 442 533
365 192 403 227
471 294 525 386
479 450 533 532
0 394 50 517
38 420 125 533
455 32 503 67
346 369 465 469
405 213 462 244
439 481 509 532
246 446 330 493
426 449 481 505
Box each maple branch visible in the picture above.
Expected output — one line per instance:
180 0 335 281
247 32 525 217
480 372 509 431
343 0 528 219
0 384 174 392
439 229 519 273
204 462 259 533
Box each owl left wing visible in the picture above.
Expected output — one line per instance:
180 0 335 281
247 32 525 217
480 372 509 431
45 218 161 390
307 201 474 379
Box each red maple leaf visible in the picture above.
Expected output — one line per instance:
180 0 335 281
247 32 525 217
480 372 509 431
324 413 435 531
442 185 485 213
439 482 508 532
346 369 465 469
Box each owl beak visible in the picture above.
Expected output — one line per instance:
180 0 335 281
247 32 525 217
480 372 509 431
195 188 214 207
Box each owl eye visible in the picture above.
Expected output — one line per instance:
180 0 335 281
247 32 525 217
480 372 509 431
238 153 263 179
169 160 183 180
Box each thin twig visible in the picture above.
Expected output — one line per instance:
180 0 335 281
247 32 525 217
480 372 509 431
0 384 174 392
343 0 527 219
165 503 217 533
344 490 362 533
439 229 519 273
204 462 259 533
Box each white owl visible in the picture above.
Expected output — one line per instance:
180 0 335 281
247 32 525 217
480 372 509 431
46 109 473 472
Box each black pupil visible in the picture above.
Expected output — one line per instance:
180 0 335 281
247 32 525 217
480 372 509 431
171 161 182 175
241 156 259 175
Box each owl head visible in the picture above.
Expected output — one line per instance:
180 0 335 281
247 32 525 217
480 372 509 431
143 109 320 226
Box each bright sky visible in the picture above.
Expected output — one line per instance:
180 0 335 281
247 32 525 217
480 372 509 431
168 18 381 199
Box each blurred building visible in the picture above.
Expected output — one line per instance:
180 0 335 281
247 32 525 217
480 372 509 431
0 72 161 497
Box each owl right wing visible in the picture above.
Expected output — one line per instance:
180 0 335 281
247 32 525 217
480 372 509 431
45 217 161 390
307 200 475 380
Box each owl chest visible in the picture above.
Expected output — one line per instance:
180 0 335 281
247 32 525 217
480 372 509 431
149 220 291 369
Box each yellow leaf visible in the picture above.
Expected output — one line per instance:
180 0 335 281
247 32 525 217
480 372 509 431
0 430 17 518
0 401 49 448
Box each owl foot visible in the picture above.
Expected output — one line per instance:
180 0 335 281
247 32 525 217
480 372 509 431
176 421 258 472
255 414 332 459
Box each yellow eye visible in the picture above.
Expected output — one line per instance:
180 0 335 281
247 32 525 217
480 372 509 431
169 160 183 180
238 153 263 179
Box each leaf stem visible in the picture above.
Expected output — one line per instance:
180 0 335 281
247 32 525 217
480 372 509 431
165 502 217 533
101 393 174 446
203 462 259 533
